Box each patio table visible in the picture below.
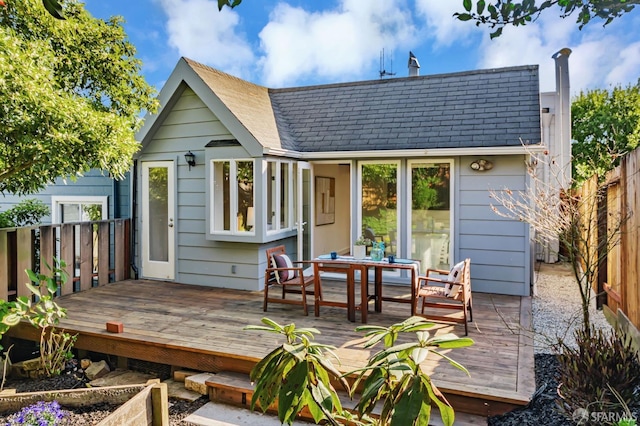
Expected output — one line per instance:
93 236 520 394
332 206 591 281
311 255 421 323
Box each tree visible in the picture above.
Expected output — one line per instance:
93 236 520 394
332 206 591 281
0 0 158 195
455 0 638 38
571 81 640 185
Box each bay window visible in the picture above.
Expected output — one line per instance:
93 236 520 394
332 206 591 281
266 159 292 233
211 159 254 235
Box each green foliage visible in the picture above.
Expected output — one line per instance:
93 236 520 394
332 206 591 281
217 0 243 11
349 317 473 426
571 82 640 185
556 325 640 421
455 1 637 38
355 235 372 246
0 259 76 377
0 0 158 195
244 318 348 425
246 316 474 426
0 199 50 228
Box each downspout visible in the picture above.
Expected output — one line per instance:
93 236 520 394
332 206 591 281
130 160 139 279
112 179 120 219
540 108 557 263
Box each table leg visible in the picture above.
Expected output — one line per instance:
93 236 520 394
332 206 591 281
359 265 368 323
347 266 355 322
313 262 321 317
375 266 383 312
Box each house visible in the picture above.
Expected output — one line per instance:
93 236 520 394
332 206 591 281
133 49 572 297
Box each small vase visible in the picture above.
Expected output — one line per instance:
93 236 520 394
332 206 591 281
353 245 366 260
370 247 384 262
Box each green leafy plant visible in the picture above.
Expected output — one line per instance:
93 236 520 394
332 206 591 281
355 235 372 246
0 259 77 378
348 317 474 426
244 318 348 425
556 325 640 421
245 316 474 426
0 199 49 229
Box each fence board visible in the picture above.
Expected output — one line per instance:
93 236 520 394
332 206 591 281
16 228 33 299
80 222 93 292
0 231 8 301
60 224 75 296
622 150 639 325
115 220 126 282
40 226 55 275
606 170 621 313
98 222 110 286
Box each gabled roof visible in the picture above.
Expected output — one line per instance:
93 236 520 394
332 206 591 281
269 65 541 152
140 59 541 156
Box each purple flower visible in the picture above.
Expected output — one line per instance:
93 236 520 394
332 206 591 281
6 401 67 426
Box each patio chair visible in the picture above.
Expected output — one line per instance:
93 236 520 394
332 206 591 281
264 245 315 315
416 258 473 335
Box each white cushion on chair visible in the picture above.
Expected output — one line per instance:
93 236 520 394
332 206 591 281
445 261 465 297
271 254 297 283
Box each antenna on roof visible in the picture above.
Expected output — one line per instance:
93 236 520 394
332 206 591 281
379 48 395 78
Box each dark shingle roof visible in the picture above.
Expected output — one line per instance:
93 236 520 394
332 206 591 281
269 65 541 153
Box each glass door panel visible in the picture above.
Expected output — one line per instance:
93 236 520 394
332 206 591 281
410 162 451 270
361 163 398 257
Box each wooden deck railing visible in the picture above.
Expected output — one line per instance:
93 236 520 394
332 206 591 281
0 219 130 301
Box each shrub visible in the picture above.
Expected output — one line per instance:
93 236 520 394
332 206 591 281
556 325 640 420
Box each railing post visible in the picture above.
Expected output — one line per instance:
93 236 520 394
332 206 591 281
115 220 126 282
98 221 110 286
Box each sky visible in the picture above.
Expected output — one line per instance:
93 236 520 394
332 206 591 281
82 0 640 96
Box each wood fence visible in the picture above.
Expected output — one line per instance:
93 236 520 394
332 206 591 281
578 148 640 330
0 219 130 301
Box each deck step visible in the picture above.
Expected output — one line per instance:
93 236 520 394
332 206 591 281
204 371 490 425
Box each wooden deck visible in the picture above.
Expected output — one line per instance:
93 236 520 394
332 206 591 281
7 278 534 417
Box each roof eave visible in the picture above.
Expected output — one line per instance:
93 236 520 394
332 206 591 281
263 144 545 159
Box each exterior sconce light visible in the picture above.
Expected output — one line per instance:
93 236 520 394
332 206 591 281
470 159 494 171
185 151 196 170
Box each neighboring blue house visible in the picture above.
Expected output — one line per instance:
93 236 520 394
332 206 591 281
2 49 572 297
0 170 129 224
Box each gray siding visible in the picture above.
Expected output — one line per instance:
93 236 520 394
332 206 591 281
456 155 530 296
0 169 129 223
138 86 266 291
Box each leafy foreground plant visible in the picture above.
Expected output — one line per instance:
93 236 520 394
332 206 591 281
556 325 640 422
1 259 77 378
245 316 473 425
6 400 67 425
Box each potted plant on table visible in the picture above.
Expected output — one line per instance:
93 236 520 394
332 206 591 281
353 235 371 259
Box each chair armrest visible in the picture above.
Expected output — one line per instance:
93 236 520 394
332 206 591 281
418 276 456 286
425 267 450 276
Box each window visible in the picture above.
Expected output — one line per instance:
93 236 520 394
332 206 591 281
211 159 254 234
51 196 108 223
266 159 293 232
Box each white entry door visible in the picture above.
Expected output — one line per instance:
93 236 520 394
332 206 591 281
141 161 175 280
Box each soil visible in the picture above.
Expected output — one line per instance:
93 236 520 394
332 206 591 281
0 370 208 425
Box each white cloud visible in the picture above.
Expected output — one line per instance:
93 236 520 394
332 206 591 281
605 41 640 88
414 0 479 47
155 0 255 78
257 0 416 87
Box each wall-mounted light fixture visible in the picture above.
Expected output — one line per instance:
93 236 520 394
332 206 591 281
185 151 196 170
470 159 494 171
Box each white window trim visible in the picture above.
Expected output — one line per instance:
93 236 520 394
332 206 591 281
266 159 295 235
51 196 108 224
209 158 256 236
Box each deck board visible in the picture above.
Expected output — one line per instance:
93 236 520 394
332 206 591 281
7 278 534 416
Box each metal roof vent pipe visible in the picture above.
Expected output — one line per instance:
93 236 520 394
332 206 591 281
408 51 420 77
552 47 572 189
